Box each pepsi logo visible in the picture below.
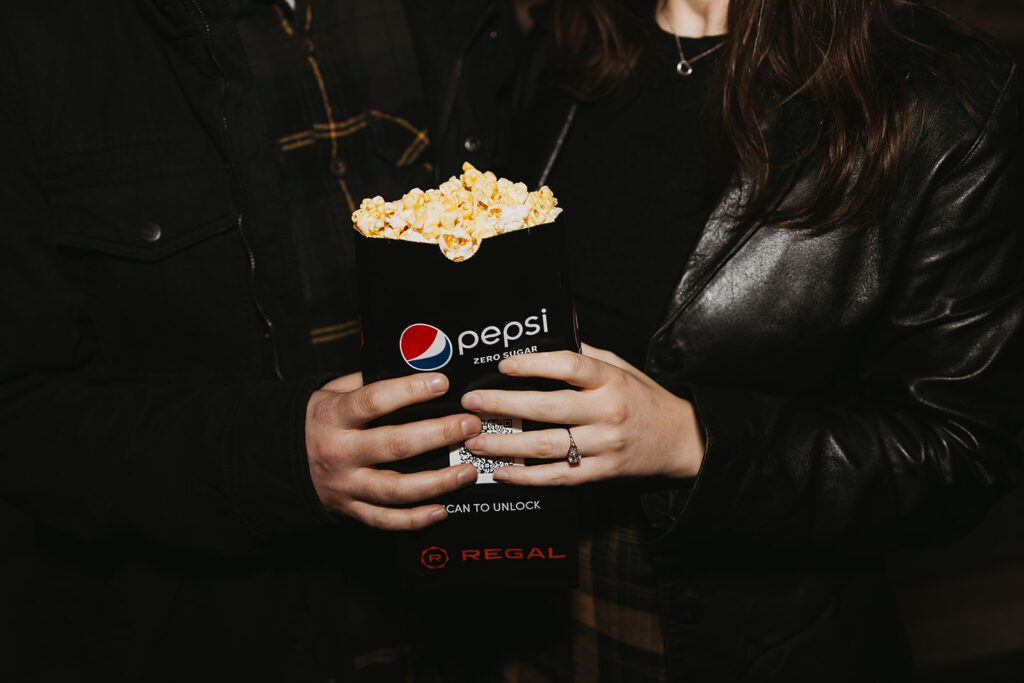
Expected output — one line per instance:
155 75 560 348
400 324 453 372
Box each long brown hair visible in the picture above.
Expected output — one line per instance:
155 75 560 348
554 0 935 229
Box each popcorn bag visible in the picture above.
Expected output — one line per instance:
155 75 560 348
353 164 578 590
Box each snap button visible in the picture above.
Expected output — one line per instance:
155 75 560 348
330 158 347 177
301 37 316 55
489 30 498 40
140 222 162 243
463 136 482 153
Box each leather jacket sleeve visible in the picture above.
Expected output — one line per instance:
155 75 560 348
645 67 1024 553
0 90 332 558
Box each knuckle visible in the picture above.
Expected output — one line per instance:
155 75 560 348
435 473 458 497
538 395 559 417
356 386 381 417
370 511 390 529
607 427 627 452
439 418 458 444
405 377 424 403
604 400 629 426
409 510 431 531
310 393 335 429
380 482 402 505
346 503 371 526
306 427 334 460
569 352 587 378
538 432 557 457
550 472 568 487
384 430 412 459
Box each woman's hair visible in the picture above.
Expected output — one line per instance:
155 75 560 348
554 0 935 230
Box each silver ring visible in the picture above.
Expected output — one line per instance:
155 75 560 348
566 428 581 465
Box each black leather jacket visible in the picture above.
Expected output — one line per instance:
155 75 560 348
515 6 1024 681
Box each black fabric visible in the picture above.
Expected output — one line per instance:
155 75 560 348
552 31 728 367
0 0 522 680
512 4 1024 682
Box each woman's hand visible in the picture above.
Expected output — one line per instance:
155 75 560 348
460 344 704 486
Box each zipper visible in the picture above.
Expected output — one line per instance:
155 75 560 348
538 102 578 187
435 55 465 185
189 0 284 380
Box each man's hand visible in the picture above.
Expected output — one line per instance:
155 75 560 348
306 372 481 530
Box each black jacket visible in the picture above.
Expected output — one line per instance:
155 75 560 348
514 6 1024 682
0 0 520 680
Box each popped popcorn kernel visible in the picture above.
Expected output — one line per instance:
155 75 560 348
351 162 562 261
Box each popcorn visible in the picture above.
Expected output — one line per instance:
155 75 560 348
352 162 563 261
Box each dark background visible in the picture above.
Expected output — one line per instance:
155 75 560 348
1 1 1023 680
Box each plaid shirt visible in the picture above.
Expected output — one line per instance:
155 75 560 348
233 0 433 374
499 486 668 683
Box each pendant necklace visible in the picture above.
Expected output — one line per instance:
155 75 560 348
673 34 726 77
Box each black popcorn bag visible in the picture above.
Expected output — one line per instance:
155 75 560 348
355 223 579 590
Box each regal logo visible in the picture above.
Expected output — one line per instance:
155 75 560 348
461 546 567 561
420 546 450 570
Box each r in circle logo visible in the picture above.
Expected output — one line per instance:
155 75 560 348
420 546 450 570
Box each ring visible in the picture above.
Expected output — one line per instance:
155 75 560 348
566 428 581 465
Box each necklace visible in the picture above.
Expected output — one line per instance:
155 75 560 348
673 34 726 77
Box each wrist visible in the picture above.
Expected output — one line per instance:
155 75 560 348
664 396 704 479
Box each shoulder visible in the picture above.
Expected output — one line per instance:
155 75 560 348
888 4 1020 168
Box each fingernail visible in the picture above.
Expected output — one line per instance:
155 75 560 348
457 467 477 485
427 375 448 393
460 416 480 437
429 507 447 522
464 436 482 451
462 392 481 410
492 470 508 483
500 358 519 373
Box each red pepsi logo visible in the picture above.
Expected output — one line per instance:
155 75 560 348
400 324 453 372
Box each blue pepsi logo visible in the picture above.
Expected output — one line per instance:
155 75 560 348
400 324 453 372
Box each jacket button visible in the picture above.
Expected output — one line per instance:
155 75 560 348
463 136 482 153
330 158 347 177
301 37 316 55
140 223 162 243
678 595 703 626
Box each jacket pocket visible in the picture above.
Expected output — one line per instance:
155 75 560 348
366 109 430 168
45 147 263 380
52 163 236 261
